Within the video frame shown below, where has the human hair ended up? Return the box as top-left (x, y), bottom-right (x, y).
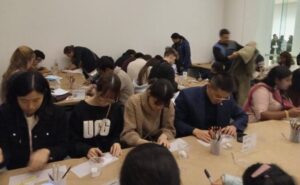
top-left (290, 68), bottom-right (300, 92)
top-left (123, 49), bottom-right (136, 56)
top-left (219, 28), bottom-right (230, 36)
top-left (154, 55), bottom-right (163, 60)
top-left (96, 56), bottom-right (115, 71)
top-left (164, 47), bottom-right (178, 58)
top-left (96, 72), bottom-right (121, 100)
top-left (63, 45), bottom-right (74, 54)
top-left (171, 33), bottom-right (186, 40)
top-left (148, 78), bottom-right (174, 106)
top-left (142, 54), bottom-right (152, 61)
top-left (242, 163), bottom-right (295, 185)
top-left (120, 143), bottom-right (181, 185)
top-left (6, 71), bottom-right (53, 117)
top-left (137, 58), bottom-right (161, 86)
top-left (34, 50), bottom-right (45, 60)
top-left (134, 52), bottom-right (144, 59)
top-left (279, 51), bottom-right (294, 68)
top-left (210, 73), bottom-right (235, 93)
top-left (3, 46), bottom-right (34, 80)
top-left (262, 66), bottom-right (292, 88)
top-left (1, 46), bottom-right (35, 102)
top-left (148, 62), bottom-right (177, 91)
top-left (211, 62), bottom-right (225, 74)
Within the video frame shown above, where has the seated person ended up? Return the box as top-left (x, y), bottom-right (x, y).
top-left (1, 45), bottom-right (35, 103)
top-left (121, 79), bottom-right (176, 147)
top-left (278, 51), bottom-right (294, 69)
top-left (0, 71), bottom-right (68, 170)
top-left (148, 60), bottom-right (178, 92)
top-left (127, 54), bottom-right (152, 81)
top-left (175, 73), bottom-right (248, 142)
top-left (63, 45), bottom-right (99, 78)
top-left (120, 143), bottom-right (180, 185)
top-left (211, 163), bottom-right (296, 185)
top-left (115, 49), bottom-right (136, 67)
top-left (244, 66), bottom-right (300, 123)
top-left (134, 58), bottom-right (161, 93)
top-left (33, 50), bottom-right (49, 73)
top-left (96, 56), bottom-right (134, 104)
top-left (69, 73), bottom-right (123, 158)
top-left (288, 68), bottom-right (300, 107)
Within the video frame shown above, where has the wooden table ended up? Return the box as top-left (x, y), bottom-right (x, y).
top-left (175, 75), bottom-right (208, 90)
top-left (191, 63), bottom-right (212, 70)
top-left (1, 120), bottom-right (299, 185)
top-left (50, 71), bottom-right (87, 106)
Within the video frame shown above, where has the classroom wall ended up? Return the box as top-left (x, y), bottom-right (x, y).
top-left (0, 0), bottom-right (225, 77)
top-left (223, 0), bottom-right (275, 58)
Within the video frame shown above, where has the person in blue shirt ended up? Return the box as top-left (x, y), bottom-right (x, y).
top-left (213, 29), bottom-right (243, 71)
top-left (171, 33), bottom-right (191, 74)
top-left (175, 73), bottom-right (248, 142)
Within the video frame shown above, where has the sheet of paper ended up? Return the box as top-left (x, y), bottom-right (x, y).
top-left (197, 139), bottom-right (211, 147)
top-left (45, 75), bottom-right (63, 81)
top-left (71, 153), bottom-right (118, 178)
top-left (51, 88), bottom-right (69, 96)
top-left (62, 69), bottom-right (83, 74)
top-left (241, 134), bottom-right (257, 153)
top-left (169, 138), bottom-right (188, 152)
top-left (8, 166), bottom-right (66, 185)
top-left (104, 179), bottom-right (120, 185)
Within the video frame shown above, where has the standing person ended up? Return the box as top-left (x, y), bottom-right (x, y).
top-left (1, 46), bottom-right (35, 103)
top-left (171, 33), bottom-right (191, 74)
top-left (296, 52), bottom-right (300, 66)
top-left (213, 29), bottom-right (243, 71)
top-left (0, 71), bottom-right (68, 170)
top-left (69, 73), bottom-right (123, 158)
top-left (63, 45), bottom-right (99, 78)
top-left (270, 34), bottom-right (279, 60)
top-left (287, 35), bottom-right (293, 52)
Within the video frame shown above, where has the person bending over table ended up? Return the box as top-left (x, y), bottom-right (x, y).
top-left (121, 79), bottom-right (176, 148)
top-left (0, 71), bottom-right (68, 170)
top-left (69, 73), bottom-right (123, 158)
top-left (175, 73), bottom-right (248, 143)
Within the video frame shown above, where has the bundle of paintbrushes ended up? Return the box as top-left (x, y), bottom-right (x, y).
top-left (289, 120), bottom-right (300, 143)
top-left (209, 126), bottom-right (222, 141)
top-left (209, 126), bottom-right (222, 155)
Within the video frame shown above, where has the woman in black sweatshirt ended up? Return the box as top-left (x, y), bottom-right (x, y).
top-left (0, 71), bottom-right (68, 170)
top-left (69, 73), bottom-right (124, 158)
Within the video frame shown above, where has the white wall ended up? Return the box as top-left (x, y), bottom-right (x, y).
top-left (223, 0), bottom-right (275, 57)
top-left (0, 0), bottom-right (224, 77)
top-left (272, 2), bottom-right (297, 39)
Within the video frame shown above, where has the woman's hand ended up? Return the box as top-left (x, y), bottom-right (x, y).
top-left (0, 147), bottom-right (4, 163)
top-left (157, 133), bottom-right (170, 148)
top-left (28, 148), bottom-right (50, 171)
top-left (110, 143), bottom-right (122, 157)
top-left (87, 147), bottom-right (102, 159)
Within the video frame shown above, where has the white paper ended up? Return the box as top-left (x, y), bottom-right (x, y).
top-left (62, 69), bottom-right (83, 74)
top-left (171, 92), bottom-right (180, 104)
top-left (8, 166), bottom-right (66, 185)
top-left (169, 139), bottom-right (188, 152)
top-left (51, 88), bottom-right (69, 96)
top-left (45, 75), bottom-right (63, 81)
top-left (71, 153), bottom-right (118, 178)
top-left (197, 139), bottom-right (211, 147)
top-left (241, 134), bottom-right (257, 153)
top-left (105, 179), bottom-right (120, 185)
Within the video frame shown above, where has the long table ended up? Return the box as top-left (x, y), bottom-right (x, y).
top-left (1, 120), bottom-right (299, 185)
top-left (50, 71), bottom-right (87, 106)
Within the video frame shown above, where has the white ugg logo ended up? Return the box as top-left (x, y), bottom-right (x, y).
top-left (83, 119), bottom-right (111, 138)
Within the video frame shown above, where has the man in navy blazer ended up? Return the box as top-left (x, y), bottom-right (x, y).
top-left (175, 73), bottom-right (248, 142)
